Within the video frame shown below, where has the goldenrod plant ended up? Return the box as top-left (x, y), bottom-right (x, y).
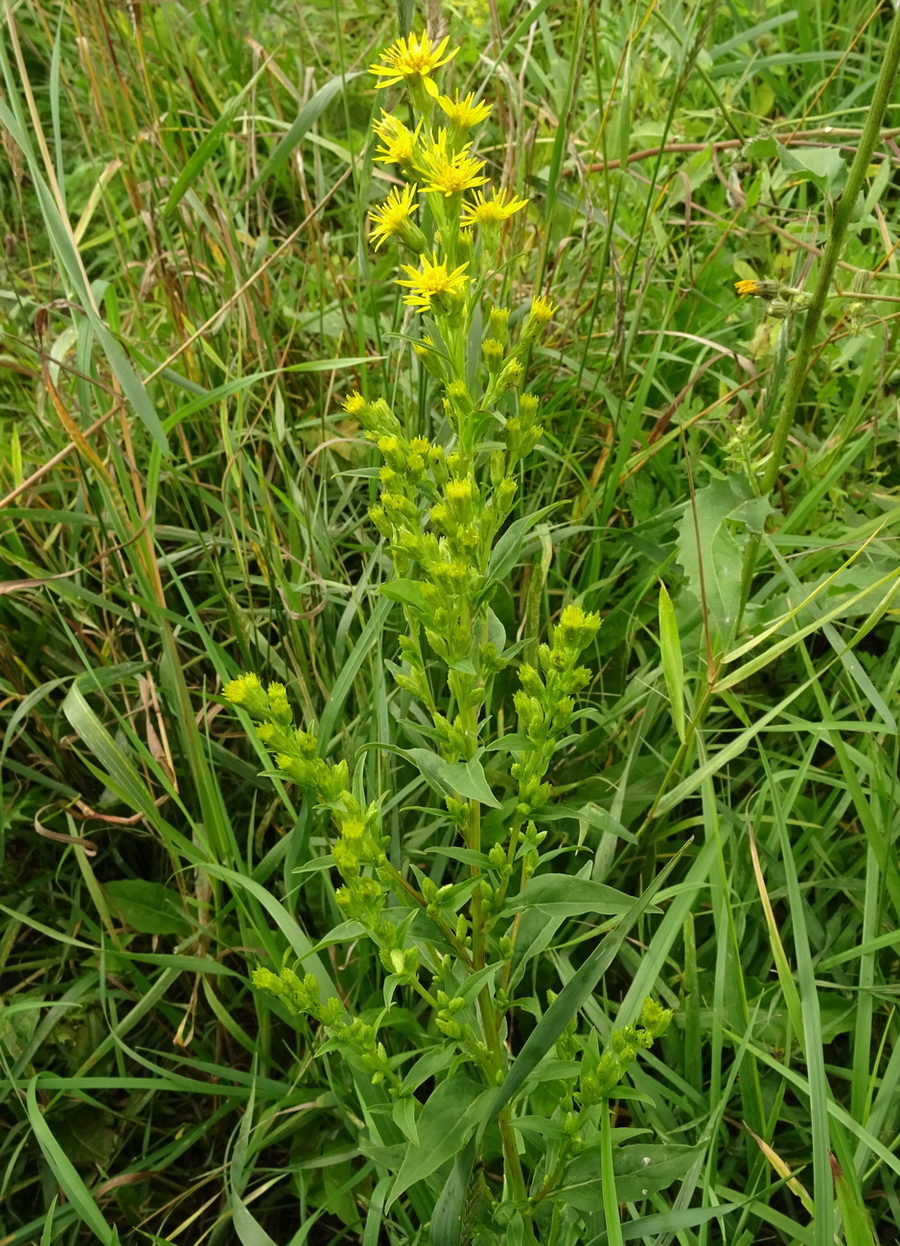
top-left (225, 28), bottom-right (671, 1245)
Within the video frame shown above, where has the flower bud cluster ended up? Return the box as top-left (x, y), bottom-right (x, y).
top-left (519, 821), bottom-right (547, 885)
top-left (511, 605), bottom-right (601, 817)
top-left (223, 675), bottom-right (388, 923)
top-left (550, 989), bottom-right (580, 1061)
top-left (251, 963), bottom-right (407, 1089)
top-left (224, 676), bottom-right (323, 789)
top-left (377, 918), bottom-right (421, 986)
top-left (506, 392), bottom-right (544, 468)
top-left (251, 965), bottom-right (321, 1019)
top-left (575, 998), bottom-right (673, 1106)
top-left (478, 311), bottom-right (555, 411)
top-left (734, 277), bottom-right (814, 320)
top-left (434, 988), bottom-right (470, 1041)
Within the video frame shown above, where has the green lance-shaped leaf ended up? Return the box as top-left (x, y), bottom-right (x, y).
top-left (658, 580), bottom-right (686, 743)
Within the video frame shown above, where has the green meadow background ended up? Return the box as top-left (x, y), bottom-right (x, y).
top-left (1, 1), bottom-right (899, 1243)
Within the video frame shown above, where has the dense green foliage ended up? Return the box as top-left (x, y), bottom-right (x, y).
top-left (1, 2), bottom-right (899, 1244)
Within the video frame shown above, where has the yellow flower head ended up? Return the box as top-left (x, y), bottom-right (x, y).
top-left (529, 295), bottom-right (556, 324)
top-left (446, 478), bottom-right (473, 503)
top-left (396, 252), bottom-right (469, 311)
top-left (418, 130), bottom-right (488, 197)
top-left (223, 673), bottom-right (262, 705)
top-left (340, 816), bottom-right (367, 842)
top-left (369, 183), bottom-right (419, 250)
top-left (370, 31), bottom-right (459, 98)
top-left (342, 391), bottom-right (367, 416)
top-left (436, 90), bottom-right (493, 129)
top-left (460, 185), bottom-right (529, 226)
top-left (373, 111), bottom-right (420, 167)
top-left (734, 279), bottom-right (765, 298)
top-left (222, 673), bottom-right (269, 717)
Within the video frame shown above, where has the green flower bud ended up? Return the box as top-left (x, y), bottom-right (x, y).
top-left (317, 759), bottom-right (350, 802)
top-left (496, 477), bottom-right (517, 512)
top-left (332, 839), bottom-right (360, 878)
top-left (518, 393), bottom-right (539, 420)
top-left (275, 753), bottom-right (317, 788)
top-left (413, 336), bottom-right (447, 381)
top-left (640, 996), bottom-right (673, 1038)
top-left (320, 997), bottom-right (343, 1026)
top-left (437, 1017), bottom-right (462, 1040)
top-left (340, 816), bottom-right (366, 841)
top-left (498, 357), bottom-right (524, 391)
top-left (251, 967), bottom-right (281, 994)
top-left (369, 505), bottom-right (392, 538)
top-left (490, 305), bottom-right (511, 345)
top-left (445, 477), bottom-right (475, 520)
top-left (766, 297), bottom-right (791, 320)
top-left (265, 682), bottom-right (292, 725)
top-left (363, 397), bottom-right (401, 437)
top-left (521, 295), bottom-right (556, 345)
top-left (482, 338), bottom-right (504, 373)
top-left (518, 664), bottom-right (543, 696)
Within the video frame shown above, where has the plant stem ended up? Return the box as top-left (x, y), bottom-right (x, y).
top-left (642, 14), bottom-right (900, 841)
top-left (740, 7), bottom-right (900, 610)
top-left (762, 8), bottom-right (900, 499)
top-left (600, 1104), bottom-right (625, 1246)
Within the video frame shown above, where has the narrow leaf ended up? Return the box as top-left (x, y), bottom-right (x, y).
top-left (489, 846), bottom-right (686, 1120)
top-left (658, 580), bottom-right (685, 743)
top-left (387, 1078), bottom-right (492, 1207)
top-left (26, 1079), bottom-right (115, 1244)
